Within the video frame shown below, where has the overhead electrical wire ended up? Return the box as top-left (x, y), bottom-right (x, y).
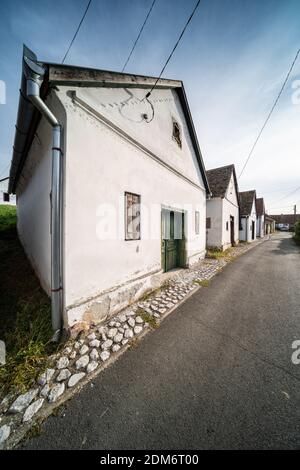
top-left (62, 0), bottom-right (93, 64)
top-left (271, 185), bottom-right (300, 203)
top-left (269, 204), bottom-right (295, 209)
top-left (145, 0), bottom-right (201, 99)
top-left (238, 48), bottom-right (300, 179)
top-left (0, 162), bottom-right (10, 179)
top-left (122, 0), bottom-right (157, 72)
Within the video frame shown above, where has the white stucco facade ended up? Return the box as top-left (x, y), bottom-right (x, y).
top-left (15, 84), bottom-right (208, 328)
top-left (256, 214), bottom-right (264, 237)
top-left (0, 179), bottom-right (16, 205)
top-left (61, 86), bottom-right (207, 326)
top-left (15, 93), bottom-right (66, 295)
top-left (206, 172), bottom-right (239, 250)
top-left (239, 199), bottom-right (257, 242)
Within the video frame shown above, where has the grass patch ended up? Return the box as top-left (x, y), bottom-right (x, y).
top-left (0, 205), bottom-right (56, 397)
top-left (206, 248), bottom-right (233, 260)
top-left (139, 311), bottom-right (158, 329)
top-left (293, 221), bottom-right (300, 246)
top-left (194, 279), bottom-right (210, 287)
top-left (0, 205), bottom-right (17, 232)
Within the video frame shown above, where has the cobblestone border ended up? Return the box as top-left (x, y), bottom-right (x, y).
top-left (0, 238), bottom-right (266, 449)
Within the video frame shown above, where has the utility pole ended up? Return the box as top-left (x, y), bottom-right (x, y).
top-left (294, 204), bottom-right (297, 226)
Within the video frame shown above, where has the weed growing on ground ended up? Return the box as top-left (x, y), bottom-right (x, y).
top-left (194, 279), bottom-right (210, 287)
top-left (0, 205), bottom-right (56, 397)
top-left (139, 311), bottom-right (158, 329)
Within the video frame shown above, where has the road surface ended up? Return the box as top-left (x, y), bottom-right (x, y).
top-left (23, 233), bottom-right (300, 449)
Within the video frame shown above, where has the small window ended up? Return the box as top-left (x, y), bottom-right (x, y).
top-left (125, 192), bottom-right (141, 240)
top-left (195, 211), bottom-right (200, 235)
top-left (206, 217), bottom-right (211, 229)
top-left (172, 121), bottom-right (182, 148)
top-left (3, 192), bottom-right (9, 202)
top-left (226, 221), bottom-right (229, 231)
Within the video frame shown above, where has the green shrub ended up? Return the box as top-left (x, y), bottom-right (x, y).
top-left (294, 220), bottom-right (300, 244)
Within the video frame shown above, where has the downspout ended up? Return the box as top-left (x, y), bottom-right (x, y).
top-left (24, 53), bottom-right (63, 341)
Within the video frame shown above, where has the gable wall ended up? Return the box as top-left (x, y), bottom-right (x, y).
top-left (239, 197), bottom-right (257, 242)
top-left (206, 172), bottom-right (239, 250)
top-left (222, 173), bottom-right (239, 248)
top-left (56, 85), bottom-right (207, 325)
top-left (66, 86), bottom-right (205, 189)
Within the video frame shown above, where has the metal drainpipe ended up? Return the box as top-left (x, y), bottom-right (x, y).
top-left (26, 78), bottom-right (63, 341)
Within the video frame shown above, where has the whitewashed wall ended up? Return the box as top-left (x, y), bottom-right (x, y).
top-left (206, 172), bottom-right (239, 250)
top-left (256, 214), bottom-right (264, 237)
top-left (57, 86), bottom-right (207, 326)
top-left (239, 199), bottom-right (257, 242)
top-left (206, 198), bottom-right (222, 248)
top-left (0, 179), bottom-right (16, 205)
top-left (15, 93), bottom-right (66, 295)
top-left (221, 173), bottom-right (239, 249)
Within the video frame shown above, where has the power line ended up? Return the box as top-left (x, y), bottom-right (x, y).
top-left (62, 0), bottom-right (93, 64)
top-left (0, 162), bottom-right (10, 179)
top-left (268, 204), bottom-right (295, 210)
top-left (238, 48), bottom-right (300, 179)
top-left (145, 0), bottom-right (201, 99)
top-left (122, 0), bottom-right (157, 72)
top-left (271, 185), bottom-right (300, 204)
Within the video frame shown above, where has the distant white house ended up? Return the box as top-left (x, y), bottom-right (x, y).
top-left (0, 177), bottom-right (16, 205)
top-left (256, 197), bottom-right (265, 238)
top-left (8, 47), bottom-right (210, 334)
top-left (239, 190), bottom-right (257, 242)
top-left (206, 164), bottom-right (240, 250)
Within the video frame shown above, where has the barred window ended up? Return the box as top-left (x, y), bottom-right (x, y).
top-left (125, 192), bottom-right (141, 240)
top-left (195, 211), bottom-right (200, 235)
top-left (206, 217), bottom-right (211, 229)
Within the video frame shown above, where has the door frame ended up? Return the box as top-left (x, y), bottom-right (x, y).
top-left (230, 215), bottom-right (235, 246)
top-left (251, 220), bottom-right (255, 240)
top-left (161, 206), bottom-right (187, 272)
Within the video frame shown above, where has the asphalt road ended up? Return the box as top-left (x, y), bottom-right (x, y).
top-left (23, 233), bottom-right (300, 450)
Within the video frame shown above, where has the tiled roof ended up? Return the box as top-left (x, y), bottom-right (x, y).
top-left (269, 214), bottom-right (300, 225)
top-left (239, 190), bottom-right (256, 216)
top-left (206, 164), bottom-right (236, 198)
top-left (256, 198), bottom-right (265, 216)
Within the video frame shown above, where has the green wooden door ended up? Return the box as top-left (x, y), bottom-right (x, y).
top-left (161, 210), bottom-right (186, 272)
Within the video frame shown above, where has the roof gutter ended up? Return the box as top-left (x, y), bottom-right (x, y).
top-left (19, 46), bottom-right (63, 341)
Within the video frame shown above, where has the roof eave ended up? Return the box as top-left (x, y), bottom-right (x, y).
top-left (9, 46), bottom-right (49, 194)
top-left (48, 63), bottom-right (182, 89)
top-left (177, 84), bottom-right (210, 195)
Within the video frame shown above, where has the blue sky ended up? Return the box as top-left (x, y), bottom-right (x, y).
top-left (0, 0), bottom-right (299, 213)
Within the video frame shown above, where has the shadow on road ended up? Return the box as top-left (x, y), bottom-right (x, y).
top-left (269, 233), bottom-right (299, 256)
